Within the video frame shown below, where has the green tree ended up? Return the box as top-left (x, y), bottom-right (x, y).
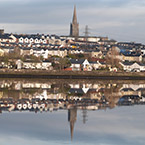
top-left (59, 58), bottom-right (71, 70)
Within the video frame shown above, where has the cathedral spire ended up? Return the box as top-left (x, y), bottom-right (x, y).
top-left (70, 5), bottom-right (79, 37)
top-left (72, 5), bottom-right (77, 24)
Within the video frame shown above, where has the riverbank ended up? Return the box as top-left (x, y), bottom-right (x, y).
top-left (1, 69), bottom-right (145, 80)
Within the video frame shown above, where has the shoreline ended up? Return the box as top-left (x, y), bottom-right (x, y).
top-left (1, 69), bottom-right (145, 80)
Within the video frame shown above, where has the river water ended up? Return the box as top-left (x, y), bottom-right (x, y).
top-left (0, 79), bottom-right (145, 145)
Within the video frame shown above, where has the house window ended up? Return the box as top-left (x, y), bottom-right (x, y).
top-left (30, 39), bottom-right (33, 43)
top-left (35, 39), bottom-right (39, 43)
top-left (25, 38), bottom-right (28, 43)
top-left (20, 38), bottom-right (23, 42)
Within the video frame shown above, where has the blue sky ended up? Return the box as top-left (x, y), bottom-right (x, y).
top-left (0, 0), bottom-right (145, 43)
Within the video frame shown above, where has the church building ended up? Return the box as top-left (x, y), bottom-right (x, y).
top-left (70, 5), bottom-right (79, 37)
top-left (60, 6), bottom-right (109, 44)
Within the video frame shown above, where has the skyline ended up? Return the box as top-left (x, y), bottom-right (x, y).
top-left (0, 0), bottom-right (145, 43)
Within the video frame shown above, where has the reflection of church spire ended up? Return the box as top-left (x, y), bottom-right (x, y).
top-left (68, 107), bottom-right (77, 141)
top-left (82, 103), bottom-right (88, 124)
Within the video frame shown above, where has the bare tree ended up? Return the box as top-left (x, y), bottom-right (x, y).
top-left (106, 46), bottom-right (121, 68)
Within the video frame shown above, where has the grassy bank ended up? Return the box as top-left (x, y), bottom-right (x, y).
top-left (0, 69), bottom-right (145, 80)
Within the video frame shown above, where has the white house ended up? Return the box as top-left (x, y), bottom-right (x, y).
top-left (16, 59), bottom-right (22, 69)
top-left (22, 60), bottom-right (52, 70)
top-left (90, 61), bottom-right (101, 70)
top-left (120, 62), bottom-right (145, 72)
top-left (70, 59), bottom-right (92, 71)
top-left (19, 37), bottom-right (24, 43)
top-left (42, 60), bottom-right (52, 70)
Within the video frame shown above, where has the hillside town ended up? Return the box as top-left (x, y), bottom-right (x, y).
top-left (1, 6), bottom-right (145, 72)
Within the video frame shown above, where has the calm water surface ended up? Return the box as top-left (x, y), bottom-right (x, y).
top-left (0, 79), bottom-right (145, 145)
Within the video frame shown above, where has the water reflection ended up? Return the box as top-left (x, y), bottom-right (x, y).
top-left (0, 79), bottom-right (145, 144)
top-left (1, 79), bottom-right (145, 113)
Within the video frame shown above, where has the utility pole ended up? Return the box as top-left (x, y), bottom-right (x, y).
top-left (82, 108), bottom-right (88, 124)
top-left (84, 25), bottom-right (89, 41)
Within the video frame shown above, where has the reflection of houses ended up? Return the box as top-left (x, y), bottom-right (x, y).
top-left (68, 86), bottom-right (105, 101)
top-left (120, 88), bottom-right (138, 96)
top-left (47, 93), bottom-right (67, 100)
top-left (1, 80), bottom-right (145, 116)
top-left (102, 84), bottom-right (122, 109)
top-left (88, 89), bottom-right (102, 100)
top-left (68, 88), bottom-right (87, 100)
top-left (0, 82), bottom-right (145, 119)
top-left (120, 84), bottom-right (145, 97)
top-left (68, 84), bottom-right (91, 98)
top-left (69, 88), bottom-right (85, 95)
top-left (118, 95), bottom-right (145, 105)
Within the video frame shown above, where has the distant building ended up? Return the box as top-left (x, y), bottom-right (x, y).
top-left (70, 6), bottom-right (79, 37)
top-left (121, 53), bottom-right (142, 62)
top-left (0, 29), bottom-right (4, 35)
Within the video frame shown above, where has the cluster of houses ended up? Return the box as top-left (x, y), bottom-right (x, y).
top-left (118, 42), bottom-right (145, 72)
top-left (69, 59), bottom-right (106, 71)
top-left (14, 59), bottom-right (106, 71)
top-left (1, 29), bottom-right (145, 72)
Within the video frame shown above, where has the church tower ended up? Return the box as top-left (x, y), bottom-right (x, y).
top-left (70, 6), bottom-right (79, 37)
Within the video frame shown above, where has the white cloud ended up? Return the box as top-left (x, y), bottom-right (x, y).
top-left (0, 23), bottom-right (69, 35)
top-left (79, 5), bottom-right (145, 20)
top-left (0, 0), bottom-right (145, 43)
